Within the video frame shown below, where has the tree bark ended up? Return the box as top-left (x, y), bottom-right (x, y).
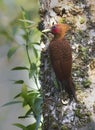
top-left (39, 0), bottom-right (95, 130)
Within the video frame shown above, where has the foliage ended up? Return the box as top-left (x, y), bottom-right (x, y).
top-left (3, 7), bottom-right (43, 130)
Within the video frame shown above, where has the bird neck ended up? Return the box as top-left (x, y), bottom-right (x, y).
top-left (54, 30), bottom-right (67, 40)
top-left (54, 33), bottom-right (66, 40)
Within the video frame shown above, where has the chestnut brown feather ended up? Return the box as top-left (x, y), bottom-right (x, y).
top-left (49, 24), bottom-right (77, 101)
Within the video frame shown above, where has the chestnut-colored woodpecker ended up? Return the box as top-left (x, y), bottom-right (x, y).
top-left (48, 24), bottom-right (77, 101)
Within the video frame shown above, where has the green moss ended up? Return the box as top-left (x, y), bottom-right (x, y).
top-left (61, 125), bottom-right (68, 130)
top-left (79, 17), bottom-right (85, 24)
top-left (75, 109), bottom-right (83, 119)
top-left (49, 116), bottom-right (54, 122)
top-left (51, 122), bottom-right (59, 129)
top-left (85, 111), bottom-right (91, 117)
top-left (82, 79), bottom-right (91, 88)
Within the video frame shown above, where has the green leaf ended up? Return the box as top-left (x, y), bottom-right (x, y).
top-left (29, 63), bottom-right (37, 78)
top-left (18, 115), bottom-right (30, 119)
top-left (11, 66), bottom-right (29, 70)
top-left (26, 91), bottom-right (38, 106)
top-left (21, 84), bottom-right (27, 98)
top-left (21, 84), bottom-right (29, 107)
top-left (7, 47), bottom-right (18, 59)
top-left (28, 42), bottom-right (40, 48)
top-left (14, 93), bottom-right (21, 99)
top-left (26, 90), bottom-right (40, 108)
top-left (34, 75), bottom-right (39, 89)
top-left (26, 123), bottom-right (36, 130)
top-left (2, 101), bottom-right (22, 107)
top-left (25, 107), bottom-right (33, 117)
top-left (14, 80), bottom-right (24, 84)
top-left (32, 42), bottom-right (40, 45)
top-left (25, 91), bottom-right (42, 119)
top-left (32, 47), bottom-right (38, 58)
top-left (13, 123), bottom-right (27, 130)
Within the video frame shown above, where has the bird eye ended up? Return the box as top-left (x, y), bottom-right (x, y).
top-left (51, 25), bottom-right (58, 34)
top-left (52, 26), bottom-right (56, 29)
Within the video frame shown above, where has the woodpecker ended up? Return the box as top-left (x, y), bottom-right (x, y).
top-left (48, 24), bottom-right (77, 101)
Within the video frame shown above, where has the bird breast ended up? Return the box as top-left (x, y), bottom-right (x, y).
top-left (49, 39), bottom-right (72, 62)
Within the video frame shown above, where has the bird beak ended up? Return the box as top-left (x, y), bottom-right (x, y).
top-left (42, 28), bottom-right (51, 33)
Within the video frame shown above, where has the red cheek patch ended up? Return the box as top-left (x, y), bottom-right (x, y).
top-left (52, 28), bottom-right (60, 34)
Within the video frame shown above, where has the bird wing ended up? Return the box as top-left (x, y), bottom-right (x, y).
top-left (49, 39), bottom-right (72, 81)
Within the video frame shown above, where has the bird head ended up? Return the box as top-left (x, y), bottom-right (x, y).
top-left (51, 24), bottom-right (70, 35)
top-left (51, 24), bottom-right (71, 40)
top-left (42, 23), bottom-right (71, 39)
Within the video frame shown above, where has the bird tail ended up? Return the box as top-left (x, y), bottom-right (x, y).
top-left (61, 77), bottom-right (77, 101)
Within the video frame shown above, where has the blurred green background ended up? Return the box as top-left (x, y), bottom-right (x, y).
top-left (0, 0), bottom-right (40, 130)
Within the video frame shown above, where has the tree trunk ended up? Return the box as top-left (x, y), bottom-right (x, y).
top-left (39, 0), bottom-right (95, 130)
